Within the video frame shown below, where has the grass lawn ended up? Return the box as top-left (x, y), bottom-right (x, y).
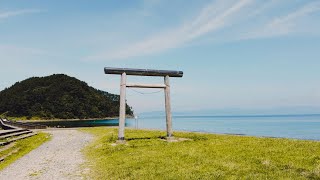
top-left (82, 127), bottom-right (320, 179)
top-left (0, 133), bottom-right (50, 170)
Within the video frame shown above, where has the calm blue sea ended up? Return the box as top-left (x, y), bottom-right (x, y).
top-left (126, 114), bottom-right (320, 140)
top-left (31, 114), bottom-right (320, 140)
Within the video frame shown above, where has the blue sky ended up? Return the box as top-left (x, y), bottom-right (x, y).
top-left (1, 0), bottom-right (320, 114)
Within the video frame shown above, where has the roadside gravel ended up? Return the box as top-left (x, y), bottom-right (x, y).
top-left (0, 129), bottom-right (93, 180)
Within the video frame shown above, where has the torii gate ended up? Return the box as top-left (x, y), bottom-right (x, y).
top-left (104, 67), bottom-right (183, 141)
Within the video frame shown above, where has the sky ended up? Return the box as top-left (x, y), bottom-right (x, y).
top-left (0, 0), bottom-right (320, 114)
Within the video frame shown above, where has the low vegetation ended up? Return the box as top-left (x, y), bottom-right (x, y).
top-left (82, 127), bottom-right (320, 179)
top-left (0, 133), bottom-right (50, 170)
top-left (0, 74), bottom-right (133, 120)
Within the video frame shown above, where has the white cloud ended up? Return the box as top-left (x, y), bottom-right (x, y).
top-left (0, 9), bottom-right (43, 20)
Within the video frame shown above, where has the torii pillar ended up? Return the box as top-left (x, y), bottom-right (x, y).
top-left (104, 67), bottom-right (183, 141)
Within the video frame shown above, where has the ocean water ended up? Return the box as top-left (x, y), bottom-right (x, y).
top-left (29, 114), bottom-right (320, 140)
top-left (126, 114), bottom-right (320, 140)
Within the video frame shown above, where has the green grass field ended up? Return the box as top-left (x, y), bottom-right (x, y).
top-left (82, 127), bottom-right (320, 179)
top-left (0, 133), bottom-right (50, 170)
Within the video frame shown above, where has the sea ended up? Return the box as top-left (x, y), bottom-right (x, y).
top-left (31, 114), bottom-right (320, 141)
top-left (126, 114), bottom-right (320, 141)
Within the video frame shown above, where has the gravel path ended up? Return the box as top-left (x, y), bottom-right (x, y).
top-left (0, 129), bottom-right (93, 180)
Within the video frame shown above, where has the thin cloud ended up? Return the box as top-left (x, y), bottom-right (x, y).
top-left (86, 0), bottom-right (254, 61)
top-left (0, 45), bottom-right (46, 62)
top-left (86, 0), bottom-right (320, 61)
top-left (244, 1), bottom-right (320, 39)
top-left (0, 9), bottom-right (44, 20)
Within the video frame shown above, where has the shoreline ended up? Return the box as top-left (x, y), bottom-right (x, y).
top-left (13, 115), bottom-right (320, 141)
top-left (128, 127), bottom-right (320, 142)
top-left (16, 116), bottom-right (134, 123)
top-left (32, 126), bottom-right (320, 142)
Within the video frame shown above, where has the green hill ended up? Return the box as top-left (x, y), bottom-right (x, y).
top-left (0, 74), bottom-right (133, 120)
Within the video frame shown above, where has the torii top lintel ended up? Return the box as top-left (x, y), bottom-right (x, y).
top-left (104, 67), bottom-right (183, 78)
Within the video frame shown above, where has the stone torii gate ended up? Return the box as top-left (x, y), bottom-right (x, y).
top-left (104, 67), bottom-right (183, 141)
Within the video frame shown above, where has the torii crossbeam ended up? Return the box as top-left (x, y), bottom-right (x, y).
top-left (104, 67), bottom-right (183, 141)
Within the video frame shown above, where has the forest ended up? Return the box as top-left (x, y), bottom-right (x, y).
top-left (0, 74), bottom-right (133, 120)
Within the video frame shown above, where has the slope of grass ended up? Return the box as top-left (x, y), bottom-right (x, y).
top-left (0, 133), bottom-right (51, 170)
top-left (82, 127), bottom-right (320, 179)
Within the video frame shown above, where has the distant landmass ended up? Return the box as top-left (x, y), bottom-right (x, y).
top-left (0, 74), bottom-right (133, 120)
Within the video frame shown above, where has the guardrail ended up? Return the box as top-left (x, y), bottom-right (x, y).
top-left (0, 119), bottom-right (46, 129)
top-left (0, 118), bottom-right (17, 130)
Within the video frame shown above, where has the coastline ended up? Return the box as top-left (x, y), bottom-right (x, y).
top-left (128, 127), bottom-right (320, 142)
top-left (8, 114), bottom-right (320, 141)
top-left (13, 116), bottom-right (134, 123)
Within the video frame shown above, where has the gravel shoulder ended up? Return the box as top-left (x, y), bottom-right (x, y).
top-left (0, 129), bottom-right (93, 180)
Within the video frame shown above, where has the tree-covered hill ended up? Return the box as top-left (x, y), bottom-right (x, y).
top-left (0, 74), bottom-right (133, 120)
